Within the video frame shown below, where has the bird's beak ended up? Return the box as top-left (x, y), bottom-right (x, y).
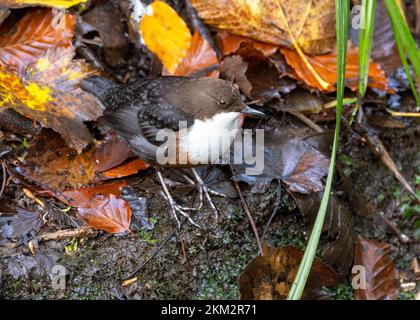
top-left (241, 105), bottom-right (266, 118)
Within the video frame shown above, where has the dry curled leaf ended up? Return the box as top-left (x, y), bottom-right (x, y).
top-left (239, 245), bottom-right (341, 299)
top-left (353, 236), bottom-right (399, 300)
top-left (191, 0), bottom-right (336, 55)
top-left (140, 1), bottom-right (192, 73)
top-left (171, 31), bottom-right (218, 76)
top-left (280, 45), bottom-right (389, 92)
top-left (0, 0), bottom-right (86, 8)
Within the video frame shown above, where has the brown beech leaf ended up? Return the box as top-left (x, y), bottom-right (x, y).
top-left (280, 45), bottom-right (389, 92)
top-left (92, 134), bottom-right (136, 172)
top-left (0, 8), bottom-right (75, 77)
top-left (0, 0), bottom-right (86, 8)
top-left (239, 245), bottom-right (341, 300)
top-left (191, 0), bottom-right (336, 55)
top-left (221, 55), bottom-right (296, 101)
top-left (21, 129), bottom-right (96, 190)
top-left (81, 0), bottom-right (129, 67)
top-left (171, 31), bottom-right (218, 76)
top-left (62, 182), bottom-right (131, 234)
top-left (354, 236), bottom-right (399, 300)
top-left (218, 31), bottom-right (278, 57)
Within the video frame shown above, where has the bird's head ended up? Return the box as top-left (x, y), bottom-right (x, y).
top-left (180, 78), bottom-right (265, 122)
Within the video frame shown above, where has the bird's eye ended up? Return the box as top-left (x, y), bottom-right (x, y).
top-left (219, 100), bottom-right (226, 106)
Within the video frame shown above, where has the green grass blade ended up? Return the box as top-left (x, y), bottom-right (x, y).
top-left (287, 0), bottom-right (349, 300)
top-left (359, 0), bottom-right (377, 98)
top-left (385, 0), bottom-right (420, 106)
top-left (384, 0), bottom-right (420, 78)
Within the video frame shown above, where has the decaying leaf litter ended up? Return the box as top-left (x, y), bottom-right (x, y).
top-left (0, 0), bottom-right (419, 300)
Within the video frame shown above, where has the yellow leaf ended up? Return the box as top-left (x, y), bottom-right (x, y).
top-left (139, 1), bottom-right (192, 73)
top-left (191, 0), bottom-right (336, 55)
top-left (0, 0), bottom-right (86, 9)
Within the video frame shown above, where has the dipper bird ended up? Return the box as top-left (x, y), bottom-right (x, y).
top-left (81, 76), bottom-right (265, 227)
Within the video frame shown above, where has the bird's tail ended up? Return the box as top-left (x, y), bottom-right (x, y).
top-left (80, 76), bottom-right (118, 104)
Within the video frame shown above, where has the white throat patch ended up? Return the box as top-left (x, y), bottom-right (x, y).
top-left (180, 111), bottom-right (241, 164)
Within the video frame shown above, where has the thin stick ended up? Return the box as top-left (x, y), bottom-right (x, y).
top-left (122, 223), bottom-right (180, 280)
top-left (231, 176), bottom-right (262, 255)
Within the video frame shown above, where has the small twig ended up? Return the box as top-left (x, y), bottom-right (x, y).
top-left (376, 212), bottom-right (410, 243)
top-left (230, 171), bottom-right (262, 255)
top-left (288, 110), bottom-right (324, 133)
top-left (38, 226), bottom-right (98, 242)
top-left (261, 180), bottom-right (282, 243)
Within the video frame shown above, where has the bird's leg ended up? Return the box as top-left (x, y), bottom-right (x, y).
top-left (156, 170), bottom-right (201, 228)
top-left (190, 168), bottom-right (219, 221)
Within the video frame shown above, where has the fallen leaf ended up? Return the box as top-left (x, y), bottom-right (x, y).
top-left (92, 134), bottom-right (136, 172)
top-left (62, 182), bottom-right (131, 234)
top-left (21, 130), bottom-right (149, 190)
top-left (291, 191), bottom-right (355, 274)
top-left (139, 1), bottom-right (192, 73)
top-left (101, 158), bottom-right (150, 179)
top-left (81, 0), bottom-right (130, 67)
top-left (220, 55), bottom-right (295, 101)
top-left (0, 201), bottom-right (43, 245)
top-left (280, 44), bottom-right (389, 92)
top-left (78, 195), bottom-right (131, 234)
top-left (233, 120), bottom-right (329, 194)
top-left (20, 129), bottom-right (96, 190)
top-left (220, 55), bottom-right (252, 97)
top-left (171, 31), bottom-right (218, 76)
top-left (218, 31), bottom-right (278, 57)
top-left (0, 8), bottom-right (75, 77)
top-left (239, 245), bottom-right (341, 299)
top-left (354, 236), bottom-right (399, 300)
top-left (0, 0), bottom-right (86, 8)
top-left (0, 9), bottom-right (103, 151)
top-left (121, 186), bottom-right (154, 231)
top-left (191, 0), bottom-right (336, 55)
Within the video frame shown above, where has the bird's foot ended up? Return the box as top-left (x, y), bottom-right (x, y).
top-left (191, 168), bottom-right (219, 221)
top-left (156, 170), bottom-right (201, 229)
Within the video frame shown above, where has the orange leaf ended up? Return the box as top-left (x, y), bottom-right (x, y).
top-left (78, 195), bottom-right (131, 234)
top-left (218, 31), bottom-right (278, 57)
top-left (191, 0), bottom-right (336, 55)
top-left (62, 181), bottom-right (126, 207)
top-left (102, 159), bottom-right (150, 179)
top-left (280, 45), bottom-right (389, 92)
top-left (172, 31), bottom-right (218, 76)
top-left (0, 8), bottom-right (75, 77)
top-left (139, 1), bottom-right (191, 73)
top-left (62, 182), bottom-right (131, 234)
